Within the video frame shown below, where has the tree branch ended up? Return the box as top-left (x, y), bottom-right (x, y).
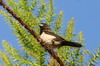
top-left (0, 0), bottom-right (66, 66)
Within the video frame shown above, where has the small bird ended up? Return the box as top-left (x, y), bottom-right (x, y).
top-left (39, 23), bottom-right (82, 48)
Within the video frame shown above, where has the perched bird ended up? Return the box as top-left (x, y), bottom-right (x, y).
top-left (39, 23), bottom-right (82, 48)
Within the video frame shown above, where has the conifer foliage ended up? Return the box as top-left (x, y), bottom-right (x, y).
top-left (0, 0), bottom-right (100, 66)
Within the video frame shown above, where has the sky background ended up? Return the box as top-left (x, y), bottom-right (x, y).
top-left (0, 0), bottom-right (100, 65)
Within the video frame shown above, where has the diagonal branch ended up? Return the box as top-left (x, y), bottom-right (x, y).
top-left (0, 0), bottom-right (66, 66)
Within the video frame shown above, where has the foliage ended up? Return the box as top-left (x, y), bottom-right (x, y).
top-left (0, 0), bottom-right (100, 66)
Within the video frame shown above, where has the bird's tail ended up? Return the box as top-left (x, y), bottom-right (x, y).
top-left (62, 41), bottom-right (82, 47)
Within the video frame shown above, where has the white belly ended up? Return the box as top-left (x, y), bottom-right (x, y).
top-left (40, 32), bottom-right (56, 44)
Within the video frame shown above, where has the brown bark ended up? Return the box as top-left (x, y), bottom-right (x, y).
top-left (0, 0), bottom-right (66, 66)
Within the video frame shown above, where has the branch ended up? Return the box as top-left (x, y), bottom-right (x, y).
top-left (0, 0), bottom-right (66, 66)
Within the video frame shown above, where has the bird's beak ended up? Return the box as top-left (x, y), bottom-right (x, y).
top-left (38, 23), bottom-right (43, 26)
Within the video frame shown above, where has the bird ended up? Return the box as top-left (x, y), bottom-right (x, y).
top-left (38, 23), bottom-right (82, 48)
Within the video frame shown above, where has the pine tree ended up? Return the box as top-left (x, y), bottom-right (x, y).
top-left (0, 0), bottom-right (100, 66)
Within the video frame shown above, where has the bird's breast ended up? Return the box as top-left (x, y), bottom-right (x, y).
top-left (40, 32), bottom-right (56, 44)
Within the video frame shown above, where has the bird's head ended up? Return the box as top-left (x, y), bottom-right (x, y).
top-left (38, 23), bottom-right (51, 34)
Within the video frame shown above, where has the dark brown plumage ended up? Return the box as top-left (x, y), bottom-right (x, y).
top-left (39, 23), bottom-right (82, 48)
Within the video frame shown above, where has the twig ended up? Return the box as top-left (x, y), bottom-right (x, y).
top-left (0, 0), bottom-right (66, 66)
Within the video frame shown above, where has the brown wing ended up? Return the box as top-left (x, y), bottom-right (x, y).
top-left (44, 31), bottom-right (82, 48)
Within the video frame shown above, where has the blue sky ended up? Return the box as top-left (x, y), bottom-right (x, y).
top-left (54, 0), bottom-right (100, 50)
top-left (54, 0), bottom-right (100, 65)
top-left (0, 0), bottom-right (100, 65)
